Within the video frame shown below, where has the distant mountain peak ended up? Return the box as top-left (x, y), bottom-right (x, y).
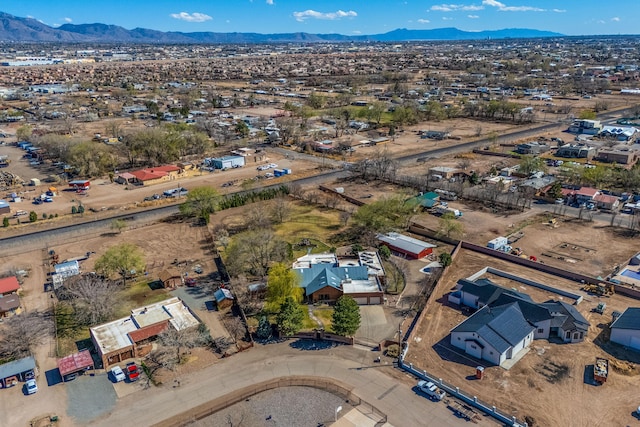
top-left (0, 11), bottom-right (563, 43)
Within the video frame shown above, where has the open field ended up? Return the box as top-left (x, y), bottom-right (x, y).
top-left (405, 248), bottom-right (640, 427)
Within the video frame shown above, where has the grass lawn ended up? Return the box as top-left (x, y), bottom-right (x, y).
top-left (301, 306), bottom-right (319, 331)
top-left (274, 202), bottom-right (344, 256)
top-left (313, 307), bottom-right (334, 332)
top-left (115, 280), bottom-right (172, 318)
top-left (383, 260), bottom-right (405, 294)
top-left (55, 303), bottom-right (90, 357)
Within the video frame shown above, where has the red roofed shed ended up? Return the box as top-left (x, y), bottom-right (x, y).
top-left (58, 350), bottom-right (94, 380)
top-left (0, 276), bottom-right (20, 295)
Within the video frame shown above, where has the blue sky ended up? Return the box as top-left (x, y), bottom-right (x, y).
top-left (2, 1), bottom-right (636, 36)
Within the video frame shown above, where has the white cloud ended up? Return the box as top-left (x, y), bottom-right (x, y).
top-left (468, 14), bottom-right (479, 18)
top-left (431, 4), bottom-right (484, 12)
top-left (293, 9), bottom-right (357, 22)
top-left (417, 18), bottom-right (431, 23)
top-left (442, 17), bottom-right (454, 20)
top-left (63, 17), bottom-right (72, 23)
top-left (552, 9), bottom-right (566, 13)
top-left (266, 0), bottom-right (274, 4)
top-left (482, 0), bottom-right (544, 12)
top-left (611, 17), bottom-right (620, 22)
top-left (352, 30), bottom-right (362, 34)
top-left (170, 12), bottom-right (213, 22)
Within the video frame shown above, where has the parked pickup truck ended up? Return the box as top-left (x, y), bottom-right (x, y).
top-left (126, 362), bottom-right (140, 382)
top-left (417, 380), bottom-right (446, 401)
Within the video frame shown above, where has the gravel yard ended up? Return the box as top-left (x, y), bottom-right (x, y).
top-left (188, 386), bottom-right (353, 427)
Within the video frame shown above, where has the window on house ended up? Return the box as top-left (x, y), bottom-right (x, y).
top-left (457, 337), bottom-right (461, 340)
top-left (490, 351), bottom-right (493, 355)
top-left (471, 345), bottom-right (477, 350)
top-left (565, 331), bottom-right (570, 339)
top-left (537, 329), bottom-right (544, 334)
top-left (573, 332), bottom-right (579, 339)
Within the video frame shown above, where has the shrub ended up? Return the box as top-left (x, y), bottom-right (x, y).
top-left (386, 344), bottom-right (400, 358)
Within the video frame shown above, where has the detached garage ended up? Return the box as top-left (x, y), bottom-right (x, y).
top-left (377, 232), bottom-right (436, 259)
top-left (610, 307), bottom-right (640, 351)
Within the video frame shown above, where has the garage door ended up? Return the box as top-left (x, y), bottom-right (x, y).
top-left (368, 296), bottom-right (382, 305)
top-left (353, 297), bottom-right (369, 305)
top-left (630, 336), bottom-right (640, 351)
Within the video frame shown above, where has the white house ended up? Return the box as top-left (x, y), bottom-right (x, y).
top-left (449, 278), bottom-right (590, 365)
top-left (450, 303), bottom-right (535, 366)
top-left (610, 307), bottom-right (640, 351)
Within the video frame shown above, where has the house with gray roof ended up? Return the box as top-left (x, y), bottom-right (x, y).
top-left (451, 304), bottom-right (535, 366)
top-left (610, 307), bottom-right (640, 351)
top-left (449, 278), bottom-right (590, 365)
top-left (0, 356), bottom-right (36, 388)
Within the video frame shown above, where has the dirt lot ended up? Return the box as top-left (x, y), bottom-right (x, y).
top-left (406, 248), bottom-right (640, 427)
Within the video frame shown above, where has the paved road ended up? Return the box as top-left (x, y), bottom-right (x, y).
top-left (91, 342), bottom-right (497, 427)
top-left (531, 201), bottom-right (635, 228)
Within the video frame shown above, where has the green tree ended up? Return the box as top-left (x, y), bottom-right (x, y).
top-left (439, 252), bottom-right (453, 267)
top-left (179, 186), bottom-right (221, 225)
top-left (378, 245), bottom-right (391, 260)
top-left (332, 296), bottom-right (361, 336)
top-left (519, 155), bottom-right (547, 176)
top-left (2, 217), bottom-right (8, 227)
top-left (265, 263), bottom-right (302, 313)
top-left (352, 196), bottom-right (415, 234)
top-left (29, 211), bottom-right (37, 223)
top-left (469, 172), bottom-right (481, 185)
top-left (111, 219), bottom-right (127, 234)
top-left (306, 92), bottom-right (326, 109)
top-left (547, 181), bottom-right (562, 199)
top-left (437, 212), bottom-right (464, 239)
top-left (94, 243), bottom-right (145, 286)
top-left (276, 297), bottom-right (304, 336)
top-left (256, 316), bottom-right (272, 340)
top-left (16, 124), bottom-right (33, 142)
top-left (235, 120), bottom-right (249, 138)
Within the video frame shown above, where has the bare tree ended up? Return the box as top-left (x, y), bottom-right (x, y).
top-left (270, 196), bottom-right (290, 224)
top-left (340, 210), bottom-right (351, 226)
top-left (224, 316), bottom-right (247, 344)
top-left (158, 325), bottom-right (207, 364)
top-left (0, 311), bottom-right (53, 360)
top-left (57, 276), bottom-right (117, 326)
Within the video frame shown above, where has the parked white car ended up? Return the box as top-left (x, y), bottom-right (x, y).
top-left (268, 163), bottom-right (278, 169)
top-left (110, 365), bottom-right (126, 382)
top-left (417, 380), bottom-right (445, 401)
top-left (25, 379), bottom-right (38, 394)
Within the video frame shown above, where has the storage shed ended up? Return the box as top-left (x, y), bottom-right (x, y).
top-left (158, 268), bottom-right (182, 289)
top-left (208, 156), bottom-right (245, 170)
top-left (214, 288), bottom-right (234, 309)
top-left (377, 232), bottom-right (436, 259)
top-left (0, 276), bottom-right (20, 296)
top-left (0, 356), bottom-right (36, 388)
top-left (57, 349), bottom-right (94, 381)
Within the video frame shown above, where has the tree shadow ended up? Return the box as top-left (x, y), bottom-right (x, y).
top-left (289, 339), bottom-right (338, 351)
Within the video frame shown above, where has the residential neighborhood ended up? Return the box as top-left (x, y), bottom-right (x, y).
top-left (3, 11), bottom-right (640, 427)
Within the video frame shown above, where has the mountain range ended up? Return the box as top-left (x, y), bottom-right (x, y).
top-left (0, 12), bottom-right (563, 43)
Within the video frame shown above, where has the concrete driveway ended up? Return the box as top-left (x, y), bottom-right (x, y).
top-left (65, 373), bottom-right (117, 424)
top-left (356, 306), bottom-right (398, 344)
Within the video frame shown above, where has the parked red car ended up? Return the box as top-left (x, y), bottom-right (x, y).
top-left (126, 362), bottom-right (140, 381)
top-left (185, 277), bottom-right (197, 287)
